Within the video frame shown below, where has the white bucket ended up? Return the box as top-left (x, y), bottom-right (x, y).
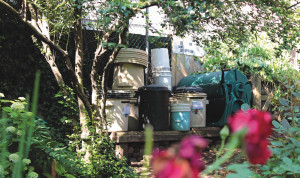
top-left (152, 71), bottom-right (172, 91)
top-left (170, 103), bottom-right (191, 112)
top-left (151, 48), bottom-right (170, 69)
top-left (152, 67), bottom-right (171, 72)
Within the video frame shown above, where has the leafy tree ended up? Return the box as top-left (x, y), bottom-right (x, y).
top-left (0, 0), bottom-right (298, 157)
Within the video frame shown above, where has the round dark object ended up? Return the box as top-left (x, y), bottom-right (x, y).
top-left (137, 84), bottom-right (170, 131)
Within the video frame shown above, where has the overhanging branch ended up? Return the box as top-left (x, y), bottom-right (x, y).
top-left (0, 0), bottom-right (94, 120)
top-left (0, 0), bottom-right (69, 58)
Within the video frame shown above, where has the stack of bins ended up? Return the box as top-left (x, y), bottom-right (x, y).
top-left (151, 48), bottom-right (172, 91)
top-left (173, 86), bottom-right (207, 128)
top-left (106, 48), bottom-right (148, 131)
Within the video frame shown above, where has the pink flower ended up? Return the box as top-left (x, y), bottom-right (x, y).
top-left (179, 135), bottom-right (208, 174)
top-left (228, 109), bottom-right (273, 165)
top-left (151, 136), bottom-right (208, 178)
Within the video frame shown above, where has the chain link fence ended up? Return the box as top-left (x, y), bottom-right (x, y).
top-left (82, 6), bottom-right (173, 85)
top-left (83, 5), bottom-right (172, 55)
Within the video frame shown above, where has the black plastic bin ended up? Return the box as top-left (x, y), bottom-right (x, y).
top-left (136, 84), bottom-right (170, 131)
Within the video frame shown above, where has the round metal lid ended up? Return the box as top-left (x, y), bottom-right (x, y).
top-left (138, 84), bottom-right (170, 91)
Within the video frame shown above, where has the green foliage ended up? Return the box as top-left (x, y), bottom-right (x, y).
top-left (260, 118), bottom-right (300, 176)
top-left (83, 132), bottom-right (137, 177)
top-left (0, 8), bottom-right (71, 144)
top-left (0, 93), bottom-right (85, 177)
top-left (54, 86), bottom-right (136, 177)
top-left (55, 85), bottom-right (79, 124)
top-left (199, 32), bottom-right (295, 79)
top-left (198, 32), bottom-right (299, 111)
top-left (260, 80), bottom-right (300, 177)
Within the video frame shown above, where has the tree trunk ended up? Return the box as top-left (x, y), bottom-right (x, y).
top-left (0, 1), bottom-right (95, 121)
top-left (90, 48), bottom-right (106, 131)
top-left (99, 30), bottom-right (128, 125)
top-left (74, 1), bottom-right (91, 160)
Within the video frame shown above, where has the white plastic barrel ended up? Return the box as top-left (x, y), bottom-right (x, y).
top-left (152, 66), bottom-right (171, 72)
top-left (152, 71), bottom-right (172, 91)
top-left (151, 48), bottom-right (170, 69)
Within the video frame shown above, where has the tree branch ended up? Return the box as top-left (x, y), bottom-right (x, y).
top-left (0, 0), bottom-right (94, 120)
top-left (288, 1), bottom-right (300, 9)
top-left (0, 1), bottom-right (69, 58)
top-left (132, 1), bottom-right (159, 12)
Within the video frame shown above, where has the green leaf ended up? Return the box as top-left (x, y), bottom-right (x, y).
top-left (279, 98), bottom-right (289, 106)
top-left (271, 141), bottom-right (283, 147)
top-left (0, 99), bottom-right (11, 103)
top-left (65, 174), bottom-right (76, 178)
top-left (226, 162), bottom-right (253, 177)
top-left (283, 157), bottom-right (292, 165)
top-left (292, 91), bottom-right (300, 98)
top-left (226, 174), bottom-right (242, 178)
top-left (278, 106), bottom-right (289, 111)
top-left (272, 120), bottom-right (281, 129)
top-left (281, 119), bottom-right (291, 130)
top-left (289, 138), bottom-right (300, 147)
top-left (273, 167), bottom-right (286, 174)
top-left (270, 147), bottom-right (282, 155)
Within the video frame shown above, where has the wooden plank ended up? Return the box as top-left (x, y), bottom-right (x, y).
top-left (252, 75), bottom-right (262, 109)
top-left (110, 127), bottom-right (220, 143)
top-left (191, 127), bottom-right (220, 137)
top-left (171, 53), bottom-right (202, 88)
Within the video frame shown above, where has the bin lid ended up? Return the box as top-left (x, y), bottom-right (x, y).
top-left (175, 86), bottom-right (204, 93)
top-left (107, 90), bottom-right (132, 99)
top-left (138, 84), bottom-right (169, 92)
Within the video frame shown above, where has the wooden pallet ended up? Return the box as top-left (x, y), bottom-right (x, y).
top-left (110, 127), bottom-right (221, 158)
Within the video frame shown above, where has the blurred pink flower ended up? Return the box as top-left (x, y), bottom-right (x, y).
top-left (179, 135), bottom-right (208, 174)
top-left (228, 109), bottom-right (273, 165)
top-left (151, 135), bottom-right (208, 178)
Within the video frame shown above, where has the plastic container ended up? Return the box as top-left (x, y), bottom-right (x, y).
top-left (152, 71), bottom-right (172, 91)
top-left (170, 103), bottom-right (191, 131)
top-left (136, 84), bottom-right (170, 131)
top-left (112, 63), bottom-right (145, 90)
top-left (152, 66), bottom-right (171, 72)
top-left (105, 92), bottom-right (138, 132)
top-left (174, 86), bottom-right (207, 127)
top-left (177, 69), bottom-right (251, 126)
top-left (151, 48), bottom-right (170, 69)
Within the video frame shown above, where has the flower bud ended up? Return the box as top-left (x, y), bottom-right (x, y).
top-left (220, 125), bottom-right (229, 140)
